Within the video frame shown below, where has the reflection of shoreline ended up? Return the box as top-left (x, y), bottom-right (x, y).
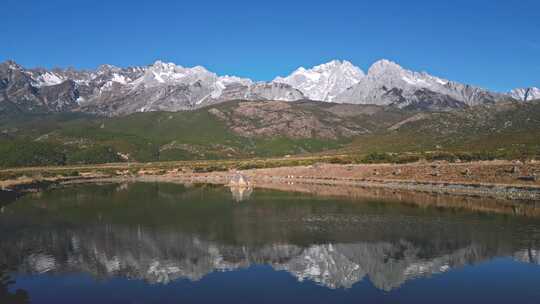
top-left (2, 226), bottom-right (536, 291)
top-left (250, 182), bottom-right (540, 218)
top-left (78, 178), bottom-right (540, 218)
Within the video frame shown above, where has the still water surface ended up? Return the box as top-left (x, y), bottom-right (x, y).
top-left (1, 182), bottom-right (540, 303)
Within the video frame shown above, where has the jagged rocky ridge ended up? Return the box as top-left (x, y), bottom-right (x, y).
top-left (0, 59), bottom-right (536, 116)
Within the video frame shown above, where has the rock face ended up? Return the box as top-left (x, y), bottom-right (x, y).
top-left (0, 61), bottom-right (81, 113)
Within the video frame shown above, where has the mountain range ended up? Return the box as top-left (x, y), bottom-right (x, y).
top-left (1, 59), bottom-right (538, 116)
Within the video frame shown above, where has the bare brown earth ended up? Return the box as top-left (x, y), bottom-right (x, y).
top-left (0, 172), bottom-right (109, 192)
top-left (245, 160), bottom-right (540, 186)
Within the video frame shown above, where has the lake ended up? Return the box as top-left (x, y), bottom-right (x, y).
top-left (1, 182), bottom-right (540, 303)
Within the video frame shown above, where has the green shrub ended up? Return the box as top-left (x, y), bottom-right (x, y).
top-left (0, 140), bottom-right (66, 168)
top-left (66, 146), bottom-right (121, 165)
top-left (471, 151), bottom-right (497, 161)
top-left (395, 154), bottom-right (421, 164)
top-left (326, 157), bottom-right (352, 164)
top-left (60, 170), bottom-right (80, 177)
top-left (453, 152), bottom-right (474, 162)
top-left (359, 152), bottom-right (396, 164)
top-left (425, 151), bottom-right (458, 162)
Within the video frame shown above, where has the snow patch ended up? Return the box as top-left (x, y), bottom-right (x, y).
top-left (35, 72), bottom-right (65, 87)
top-left (274, 60), bottom-right (365, 101)
top-left (111, 73), bottom-right (128, 84)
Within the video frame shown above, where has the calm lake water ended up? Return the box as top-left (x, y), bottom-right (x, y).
top-left (2, 182), bottom-right (540, 304)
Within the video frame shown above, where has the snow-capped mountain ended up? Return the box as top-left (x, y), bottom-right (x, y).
top-left (0, 61), bottom-right (83, 112)
top-left (132, 61), bottom-right (218, 88)
top-left (26, 67), bottom-right (95, 88)
top-left (0, 60), bottom-right (304, 116)
top-left (510, 87), bottom-right (540, 102)
top-left (0, 58), bottom-right (534, 116)
top-left (334, 59), bottom-right (508, 110)
top-left (274, 60), bottom-right (365, 102)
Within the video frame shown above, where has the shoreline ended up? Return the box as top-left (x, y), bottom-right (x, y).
top-left (127, 174), bottom-right (540, 201)
top-left (1, 161), bottom-right (539, 202)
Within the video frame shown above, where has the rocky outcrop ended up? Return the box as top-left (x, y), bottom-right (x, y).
top-left (208, 101), bottom-right (372, 139)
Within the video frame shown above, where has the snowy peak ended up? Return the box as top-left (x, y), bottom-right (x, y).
top-left (150, 60), bottom-right (176, 70)
top-left (367, 59), bottom-right (405, 75)
top-left (137, 60), bottom-right (217, 87)
top-left (148, 60), bottom-right (210, 76)
top-left (2, 60), bottom-right (23, 71)
top-left (97, 64), bottom-right (122, 74)
top-left (33, 71), bottom-right (67, 87)
top-left (510, 87), bottom-right (540, 102)
top-left (366, 59), bottom-right (448, 86)
top-left (335, 59), bottom-right (506, 109)
top-left (217, 75), bottom-right (252, 86)
top-left (274, 60), bottom-right (365, 101)
top-left (311, 59), bottom-right (359, 73)
top-left (137, 61), bottom-right (256, 97)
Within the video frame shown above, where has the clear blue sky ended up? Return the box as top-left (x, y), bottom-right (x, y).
top-left (1, 0), bottom-right (539, 91)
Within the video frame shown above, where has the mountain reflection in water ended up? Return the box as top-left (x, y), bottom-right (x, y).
top-left (1, 182), bottom-right (540, 298)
